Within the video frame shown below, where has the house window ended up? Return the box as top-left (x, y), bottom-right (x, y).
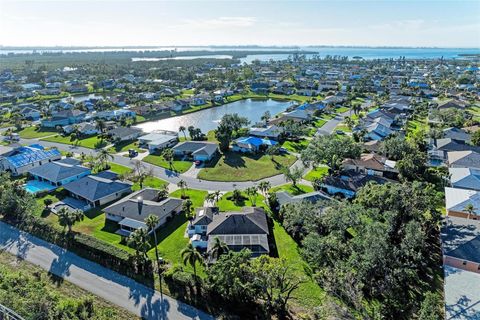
top-left (463, 261), bottom-right (467, 266)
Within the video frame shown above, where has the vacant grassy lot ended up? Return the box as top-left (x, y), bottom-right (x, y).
top-left (198, 152), bottom-right (297, 182)
top-left (272, 220), bottom-right (325, 308)
top-left (17, 126), bottom-right (58, 138)
top-left (281, 139), bottom-right (309, 153)
top-left (271, 183), bottom-right (314, 195)
top-left (108, 162), bottom-right (168, 191)
top-left (217, 191), bottom-right (266, 212)
top-left (143, 154), bottom-right (192, 173)
top-left (107, 140), bottom-right (147, 153)
top-left (0, 252), bottom-right (138, 320)
top-left (304, 166), bottom-right (329, 181)
top-left (42, 134), bottom-right (108, 149)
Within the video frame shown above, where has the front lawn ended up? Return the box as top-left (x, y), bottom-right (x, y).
top-left (217, 191), bottom-right (266, 212)
top-left (17, 126), bottom-right (58, 139)
top-left (313, 119), bottom-right (326, 128)
top-left (42, 134), bottom-right (108, 149)
top-left (107, 140), bottom-right (147, 153)
top-left (198, 152), bottom-right (297, 182)
top-left (303, 166), bottom-right (329, 181)
top-left (143, 154), bottom-right (192, 173)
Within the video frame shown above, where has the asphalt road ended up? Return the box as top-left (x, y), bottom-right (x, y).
top-left (0, 221), bottom-right (213, 320)
top-left (316, 110), bottom-right (351, 135)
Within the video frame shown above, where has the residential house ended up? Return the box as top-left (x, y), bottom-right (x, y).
top-left (449, 168), bottom-right (480, 191)
top-left (63, 171), bottom-right (132, 209)
top-left (438, 99), bottom-right (468, 110)
top-left (0, 144), bottom-right (62, 176)
top-left (270, 109), bottom-right (312, 124)
top-left (445, 187), bottom-right (480, 219)
top-left (232, 136), bottom-right (278, 153)
top-left (63, 122), bottom-right (99, 136)
top-left (188, 207), bottom-right (270, 257)
top-left (19, 106), bottom-right (41, 121)
top-left (104, 188), bottom-right (183, 236)
top-left (441, 217), bottom-right (480, 273)
top-left (172, 141), bottom-right (218, 162)
top-left (429, 139), bottom-right (480, 164)
top-left (95, 109), bottom-right (136, 121)
top-left (443, 127), bottom-right (472, 144)
top-left (41, 110), bottom-right (86, 128)
top-left (342, 153), bottom-right (398, 178)
top-left (249, 125), bottom-right (283, 140)
top-left (28, 158), bottom-right (91, 187)
top-left (320, 170), bottom-right (389, 198)
top-left (448, 151), bottom-right (480, 170)
top-left (138, 131), bottom-right (179, 152)
top-left (107, 127), bottom-right (143, 142)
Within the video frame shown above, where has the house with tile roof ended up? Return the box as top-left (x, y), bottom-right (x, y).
top-left (449, 167), bottom-right (480, 191)
top-left (28, 158), bottom-right (91, 187)
top-left (448, 151), bottom-right (480, 170)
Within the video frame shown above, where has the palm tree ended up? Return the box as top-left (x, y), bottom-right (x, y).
top-left (179, 126), bottom-right (187, 140)
top-left (162, 148), bottom-right (175, 171)
top-left (145, 214), bottom-right (164, 297)
top-left (208, 237), bottom-right (228, 260)
top-left (181, 243), bottom-right (203, 278)
top-left (156, 185), bottom-right (169, 201)
top-left (96, 119), bottom-right (106, 133)
top-left (266, 144), bottom-right (280, 161)
top-left (96, 149), bottom-right (113, 170)
top-left (261, 110), bottom-right (271, 125)
top-left (258, 181), bottom-right (271, 196)
top-left (177, 179), bottom-right (188, 198)
top-left (231, 189), bottom-right (243, 205)
top-left (182, 199), bottom-right (194, 219)
top-left (344, 116), bottom-right (354, 130)
top-left (245, 186), bottom-right (258, 206)
top-left (127, 228), bottom-right (151, 259)
top-left (464, 203), bottom-right (477, 220)
top-left (283, 165), bottom-right (304, 188)
top-left (57, 208), bottom-right (84, 233)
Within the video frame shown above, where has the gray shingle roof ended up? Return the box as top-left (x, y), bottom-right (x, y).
top-left (207, 207), bottom-right (269, 236)
top-left (276, 191), bottom-right (332, 206)
top-left (173, 141), bottom-right (218, 156)
top-left (29, 158), bottom-right (90, 183)
top-left (441, 216), bottom-right (480, 264)
top-left (63, 171), bottom-right (132, 202)
top-left (105, 188), bottom-right (183, 223)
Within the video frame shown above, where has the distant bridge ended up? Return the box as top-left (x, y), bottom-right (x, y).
top-left (0, 304), bottom-right (24, 320)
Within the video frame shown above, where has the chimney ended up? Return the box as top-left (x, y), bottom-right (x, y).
top-left (137, 196), bottom-right (143, 215)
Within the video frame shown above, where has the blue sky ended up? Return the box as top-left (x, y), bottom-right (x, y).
top-left (0, 0), bottom-right (479, 47)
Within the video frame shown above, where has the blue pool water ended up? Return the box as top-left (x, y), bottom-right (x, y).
top-left (24, 180), bottom-right (56, 193)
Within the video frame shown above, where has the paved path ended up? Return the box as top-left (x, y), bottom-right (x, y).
top-left (316, 110), bottom-right (351, 136)
top-left (0, 221), bottom-right (213, 320)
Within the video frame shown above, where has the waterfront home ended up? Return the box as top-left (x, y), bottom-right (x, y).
top-left (138, 131), bottom-right (179, 152)
top-left (441, 216), bottom-right (480, 273)
top-left (320, 170), bottom-right (389, 198)
top-left (107, 126), bottom-right (143, 142)
top-left (41, 109), bottom-right (86, 128)
top-left (270, 109), bottom-right (312, 125)
top-left (28, 158), bottom-right (91, 187)
top-left (63, 171), bottom-right (132, 209)
top-left (449, 167), bottom-right (480, 191)
top-left (250, 82), bottom-right (270, 94)
top-left (275, 190), bottom-right (332, 208)
top-left (342, 153), bottom-right (398, 178)
top-left (94, 109), bottom-right (136, 121)
top-left (172, 141), bottom-right (218, 162)
top-left (445, 187), bottom-right (480, 219)
top-left (231, 136), bottom-right (278, 153)
top-left (448, 151), bottom-right (480, 169)
top-left (437, 99), bottom-right (467, 110)
top-left (249, 125), bottom-right (283, 140)
top-left (0, 144), bottom-right (61, 176)
top-left (188, 207), bottom-right (270, 257)
top-left (19, 106), bottom-right (41, 120)
top-left (104, 188), bottom-right (183, 236)
top-left (63, 122), bottom-right (99, 136)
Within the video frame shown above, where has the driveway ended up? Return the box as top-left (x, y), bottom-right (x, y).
top-left (316, 110), bottom-right (351, 135)
top-left (0, 221), bottom-right (213, 320)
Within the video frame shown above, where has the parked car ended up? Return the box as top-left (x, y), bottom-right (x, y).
top-left (128, 149), bottom-right (138, 158)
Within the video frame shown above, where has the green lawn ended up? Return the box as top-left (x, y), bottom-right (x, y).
top-left (217, 191), bottom-right (266, 212)
top-left (407, 115), bottom-right (428, 136)
top-left (17, 126), bottom-right (58, 139)
top-left (270, 183), bottom-right (314, 196)
top-left (272, 220), bottom-right (325, 308)
top-left (143, 154), bottom-right (192, 173)
top-left (107, 140), bottom-right (147, 154)
top-left (335, 106), bottom-right (350, 113)
top-left (42, 134), bottom-right (108, 149)
top-left (198, 152), bottom-right (297, 182)
top-left (281, 139), bottom-right (309, 153)
top-left (313, 119), bottom-right (327, 128)
top-left (468, 105), bottom-right (480, 121)
top-left (304, 166), bottom-right (329, 181)
top-left (108, 162), bottom-right (168, 191)
top-left (335, 123), bottom-right (352, 133)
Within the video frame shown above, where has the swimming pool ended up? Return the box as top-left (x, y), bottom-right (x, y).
top-left (24, 180), bottom-right (57, 194)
